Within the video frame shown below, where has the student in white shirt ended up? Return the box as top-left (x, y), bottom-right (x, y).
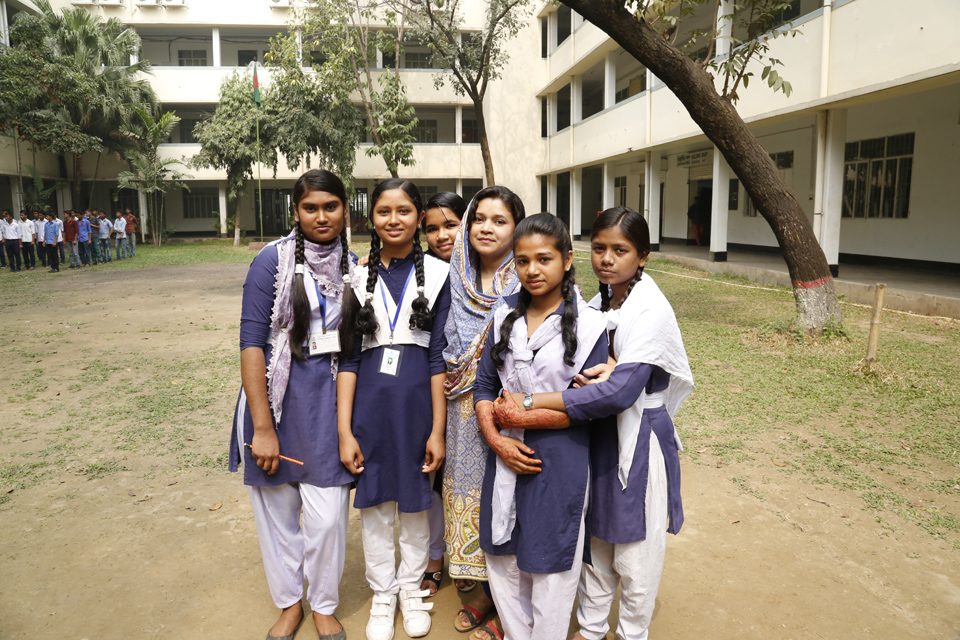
top-left (113, 212), bottom-right (127, 260)
top-left (33, 211), bottom-right (47, 267)
top-left (19, 211), bottom-right (36, 270)
top-left (2, 210), bottom-right (23, 272)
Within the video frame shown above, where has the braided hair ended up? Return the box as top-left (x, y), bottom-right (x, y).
top-left (288, 169), bottom-right (358, 359)
top-left (592, 207), bottom-right (651, 312)
top-left (491, 213), bottom-right (578, 368)
top-left (355, 178), bottom-right (431, 338)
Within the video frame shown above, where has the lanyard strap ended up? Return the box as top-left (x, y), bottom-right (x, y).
top-left (380, 267), bottom-right (415, 345)
top-left (310, 276), bottom-right (328, 333)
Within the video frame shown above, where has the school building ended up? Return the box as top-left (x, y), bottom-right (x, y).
top-left (1, 0), bottom-right (958, 276)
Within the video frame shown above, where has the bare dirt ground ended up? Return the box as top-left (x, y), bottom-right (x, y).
top-left (1, 261), bottom-right (959, 640)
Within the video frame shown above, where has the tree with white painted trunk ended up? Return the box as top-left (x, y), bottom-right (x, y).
top-left (560, 0), bottom-right (842, 332)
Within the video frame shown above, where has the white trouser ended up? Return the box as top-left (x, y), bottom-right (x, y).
top-left (247, 483), bottom-right (351, 614)
top-left (360, 502), bottom-right (430, 596)
top-left (486, 481), bottom-right (589, 640)
top-left (428, 490), bottom-right (445, 562)
top-left (576, 432), bottom-right (668, 640)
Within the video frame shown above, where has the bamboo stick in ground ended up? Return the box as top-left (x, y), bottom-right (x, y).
top-left (866, 283), bottom-right (887, 366)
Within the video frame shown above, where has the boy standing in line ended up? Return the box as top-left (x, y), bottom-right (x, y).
top-left (88, 211), bottom-right (101, 265)
top-left (56, 213), bottom-right (65, 262)
top-left (33, 211), bottom-right (46, 267)
top-left (124, 208), bottom-right (138, 257)
top-left (98, 211), bottom-right (113, 262)
top-left (1, 210), bottom-right (22, 272)
top-left (19, 211), bottom-right (36, 270)
top-left (64, 210), bottom-right (80, 269)
top-left (44, 212), bottom-right (59, 273)
top-left (113, 211), bottom-right (126, 260)
top-left (77, 210), bottom-right (91, 267)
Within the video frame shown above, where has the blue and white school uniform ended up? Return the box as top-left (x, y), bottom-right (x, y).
top-left (341, 251), bottom-right (450, 596)
top-left (474, 293), bottom-right (608, 640)
top-left (561, 275), bottom-right (693, 640)
top-left (230, 240), bottom-right (354, 615)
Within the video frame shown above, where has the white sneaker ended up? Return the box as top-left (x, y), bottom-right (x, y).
top-left (366, 593), bottom-right (397, 640)
top-left (398, 589), bottom-right (433, 638)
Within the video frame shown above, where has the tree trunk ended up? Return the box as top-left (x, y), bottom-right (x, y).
top-left (473, 97), bottom-right (496, 186)
top-left (88, 152), bottom-right (102, 210)
top-left (72, 152), bottom-right (83, 209)
top-left (560, 0), bottom-right (841, 332)
top-left (234, 198), bottom-right (242, 247)
top-left (14, 129), bottom-right (24, 212)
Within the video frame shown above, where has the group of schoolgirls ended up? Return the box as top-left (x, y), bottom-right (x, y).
top-left (232, 168), bottom-right (694, 640)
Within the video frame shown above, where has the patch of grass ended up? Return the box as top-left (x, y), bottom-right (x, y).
top-left (731, 476), bottom-right (766, 501)
top-left (81, 460), bottom-right (125, 478)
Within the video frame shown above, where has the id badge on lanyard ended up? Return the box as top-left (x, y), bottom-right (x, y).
top-left (308, 277), bottom-right (340, 356)
top-left (377, 269), bottom-right (414, 376)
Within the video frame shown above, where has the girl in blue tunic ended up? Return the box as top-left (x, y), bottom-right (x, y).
top-left (337, 179), bottom-right (451, 640)
top-left (493, 207), bottom-right (694, 640)
top-left (230, 169), bottom-right (357, 640)
top-left (473, 214), bottom-right (608, 640)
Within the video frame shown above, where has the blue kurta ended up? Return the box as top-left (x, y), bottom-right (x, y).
top-left (563, 364), bottom-right (684, 543)
top-left (340, 252), bottom-right (451, 513)
top-left (229, 243), bottom-right (353, 489)
top-left (473, 304), bottom-right (608, 574)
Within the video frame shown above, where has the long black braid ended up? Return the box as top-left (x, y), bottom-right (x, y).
top-left (337, 226), bottom-right (360, 356)
top-left (288, 224), bottom-right (310, 360)
top-left (409, 227), bottom-right (432, 330)
top-left (593, 206), bottom-right (651, 311)
top-left (490, 213), bottom-right (578, 368)
top-left (355, 231), bottom-right (381, 336)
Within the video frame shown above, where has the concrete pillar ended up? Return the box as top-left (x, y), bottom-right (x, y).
top-left (376, 47), bottom-right (384, 68)
top-left (129, 27), bottom-right (138, 65)
top-left (57, 186), bottom-right (71, 213)
top-left (456, 178), bottom-right (463, 198)
top-left (821, 108), bottom-right (846, 276)
top-left (813, 110), bottom-right (827, 243)
top-left (295, 30), bottom-right (303, 67)
top-left (603, 51), bottom-right (616, 110)
top-left (571, 75), bottom-right (582, 124)
top-left (645, 151), bottom-right (662, 251)
top-left (709, 148), bottom-right (730, 262)
top-left (137, 190), bottom-right (149, 239)
top-left (602, 161), bottom-right (614, 210)
top-left (0, 1), bottom-right (8, 48)
top-left (645, 68), bottom-right (654, 145)
top-left (716, 0), bottom-right (733, 58)
top-left (548, 173), bottom-right (558, 216)
top-left (821, 0), bottom-right (834, 98)
top-left (212, 27), bottom-right (221, 67)
top-left (571, 167), bottom-right (582, 238)
top-left (218, 183), bottom-right (229, 236)
top-left (455, 105), bottom-right (463, 144)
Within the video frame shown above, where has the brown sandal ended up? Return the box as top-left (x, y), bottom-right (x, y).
top-left (474, 619), bottom-right (504, 640)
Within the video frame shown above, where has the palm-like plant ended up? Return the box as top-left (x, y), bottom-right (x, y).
top-left (35, 0), bottom-right (159, 207)
top-left (117, 108), bottom-right (192, 247)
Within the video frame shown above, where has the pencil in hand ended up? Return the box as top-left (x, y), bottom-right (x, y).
top-left (244, 443), bottom-right (305, 466)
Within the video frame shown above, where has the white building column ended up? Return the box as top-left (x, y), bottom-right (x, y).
top-left (212, 27), bottom-right (221, 67)
top-left (571, 75), bottom-right (582, 124)
top-left (821, 108), bottom-right (846, 276)
top-left (709, 148), bottom-right (730, 262)
top-left (716, 0), bottom-right (733, 58)
top-left (645, 151), bottom-right (662, 251)
top-left (218, 183), bottom-right (229, 236)
top-left (644, 68), bottom-right (655, 145)
top-left (137, 190), bottom-right (149, 239)
top-left (548, 173), bottom-right (558, 216)
top-left (295, 30), bottom-right (303, 67)
top-left (603, 51), bottom-right (616, 111)
top-left (57, 186), bottom-right (71, 213)
top-left (0, 1), bottom-right (9, 48)
top-left (455, 105), bottom-right (463, 144)
top-left (571, 167), bottom-right (582, 238)
top-left (602, 161), bottom-right (614, 210)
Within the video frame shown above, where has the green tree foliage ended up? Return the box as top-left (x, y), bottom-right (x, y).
top-left (0, 14), bottom-right (100, 209)
top-left (191, 71), bottom-right (277, 246)
top-left (33, 0), bottom-right (159, 205)
top-left (116, 109), bottom-right (192, 247)
top-left (265, 32), bottom-right (365, 182)
top-left (293, 0), bottom-right (418, 178)
top-left (401, 0), bottom-right (534, 185)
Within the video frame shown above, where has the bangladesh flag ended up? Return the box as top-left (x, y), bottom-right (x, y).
top-left (253, 66), bottom-right (261, 107)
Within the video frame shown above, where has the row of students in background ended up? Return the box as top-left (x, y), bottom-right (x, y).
top-left (234, 168), bottom-right (693, 640)
top-left (0, 208), bottom-right (139, 273)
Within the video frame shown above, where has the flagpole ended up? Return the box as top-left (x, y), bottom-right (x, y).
top-left (257, 107), bottom-right (263, 243)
